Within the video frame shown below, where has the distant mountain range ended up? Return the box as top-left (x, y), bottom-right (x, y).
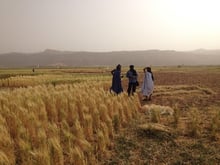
top-left (0, 49), bottom-right (220, 67)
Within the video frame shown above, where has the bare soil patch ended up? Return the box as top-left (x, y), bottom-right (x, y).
top-left (104, 69), bottom-right (220, 165)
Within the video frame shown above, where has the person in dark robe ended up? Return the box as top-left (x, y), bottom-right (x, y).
top-left (110, 64), bottom-right (123, 94)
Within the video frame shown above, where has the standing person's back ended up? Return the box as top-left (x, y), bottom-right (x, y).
top-left (126, 65), bottom-right (138, 96)
top-left (111, 64), bottom-right (123, 94)
top-left (141, 67), bottom-right (154, 101)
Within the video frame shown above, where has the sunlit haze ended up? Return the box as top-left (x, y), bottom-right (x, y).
top-left (0, 0), bottom-right (220, 53)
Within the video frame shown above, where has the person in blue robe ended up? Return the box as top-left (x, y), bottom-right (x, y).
top-left (110, 64), bottom-right (123, 94)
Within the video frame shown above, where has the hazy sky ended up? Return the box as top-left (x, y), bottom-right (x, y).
top-left (1, 0), bottom-right (220, 53)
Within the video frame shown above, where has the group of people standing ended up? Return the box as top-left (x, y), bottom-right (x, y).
top-left (110, 64), bottom-right (154, 101)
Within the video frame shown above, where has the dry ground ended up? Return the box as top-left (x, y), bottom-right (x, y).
top-left (103, 68), bottom-right (220, 165)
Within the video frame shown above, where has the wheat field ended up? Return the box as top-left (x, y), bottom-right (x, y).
top-left (0, 68), bottom-right (141, 165)
top-left (0, 66), bottom-right (220, 165)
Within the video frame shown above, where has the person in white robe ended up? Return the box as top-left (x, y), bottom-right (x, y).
top-left (141, 67), bottom-right (154, 101)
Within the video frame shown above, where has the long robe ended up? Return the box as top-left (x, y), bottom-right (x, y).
top-left (141, 71), bottom-right (154, 96)
top-left (111, 69), bottom-right (123, 94)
